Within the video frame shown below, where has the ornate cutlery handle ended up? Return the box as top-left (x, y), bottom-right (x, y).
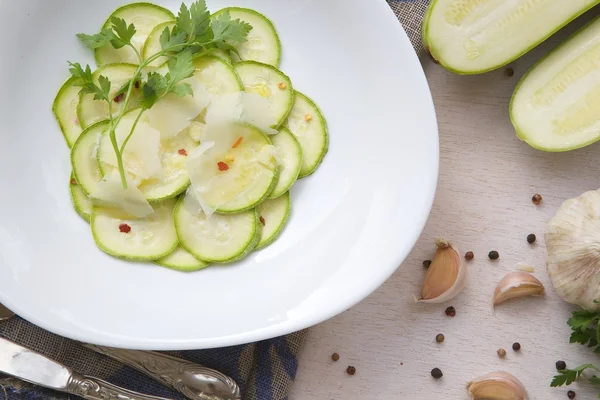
top-left (84, 344), bottom-right (241, 400)
top-left (66, 373), bottom-right (171, 400)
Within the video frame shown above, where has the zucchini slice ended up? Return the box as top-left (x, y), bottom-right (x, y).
top-left (187, 123), bottom-right (279, 214)
top-left (234, 61), bottom-right (293, 128)
top-left (256, 192), bottom-right (291, 250)
top-left (269, 128), bottom-right (302, 199)
top-left (423, 0), bottom-right (600, 74)
top-left (77, 63), bottom-right (141, 129)
top-left (97, 110), bottom-right (193, 201)
top-left (174, 194), bottom-right (260, 263)
top-left (71, 121), bottom-right (108, 195)
top-left (154, 246), bottom-right (210, 272)
top-left (213, 7), bottom-right (281, 67)
top-left (95, 3), bottom-right (175, 65)
top-left (70, 175), bottom-right (93, 222)
top-left (286, 92), bottom-right (328, 177)
top-left (53, 77), bottom-right (83, 147)
top-left (511, 15), bottom-right (600, 151)
top-left (91, 199), bottom-right (178, 260)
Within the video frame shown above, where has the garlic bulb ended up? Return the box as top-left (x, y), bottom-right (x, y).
top-left (467, 371), bottom-right (527, 400)
top-left (418, 238), bottom-right (466, 303)
top-left (546, 189), bottom-right (600, 311)
top-left (493, 271), bottom-right (545, 306)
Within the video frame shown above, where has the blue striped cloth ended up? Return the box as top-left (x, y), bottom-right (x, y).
top-left (0, 1), bottom-right (429, 399)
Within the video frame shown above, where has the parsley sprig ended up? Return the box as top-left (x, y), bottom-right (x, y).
top-left (68, 1), bottom-right (252, 188)
top-left (551, 309), bottom-right (600, 396)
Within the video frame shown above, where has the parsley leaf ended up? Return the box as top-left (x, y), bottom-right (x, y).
top-left (109, 17), bottom-right (137, 49)
top-left (68, 62), bottom-right (112, 102)
top-left (159, 26), bottom-right (187, 51)
top-left (140, 71), bottom-right (167, 109)
top-left (211, 11), bottom-right (252, 44)
top-left (170, 83), bottom-right (193, 98)
top-left (571, 329), bottom-right (592, 345)
top-left (590, 375), bottom-right (600, 385)
top-left (166, 49), bottom-right (195, 88)
top-left (76, 28), bottom-right (115, 49)
top-left (552, 364), bottom-right (597, 387)
top-left (176, 1), bottom-right (210, 39)
top-left (569, 310), bottom-right (599, 332)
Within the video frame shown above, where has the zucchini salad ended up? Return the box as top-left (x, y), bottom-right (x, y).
top-left (53, 1), bottom-right (328, 271)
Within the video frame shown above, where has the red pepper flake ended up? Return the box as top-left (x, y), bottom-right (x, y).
top-left (134, 80), bottom-right (140, 89)
top-left (259, 216), bottom-right (266, 226)
top-left (70, 177), bottom-right (77, 185)
top-left (178, 149), bottom-right (188, 156)
top-left (119, 223), bottom-right (131, 233)
top-left (217, 161), bottom-right (229, 171)
top-left (232, 136), bottom-right (243, 148)
top-left (114, 93), bottom-right (125, 103)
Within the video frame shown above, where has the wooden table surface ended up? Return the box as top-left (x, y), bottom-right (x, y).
top-left (290, 10), bottom-right (600, 400)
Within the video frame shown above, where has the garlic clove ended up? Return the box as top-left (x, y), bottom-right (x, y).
top-left (418, 238), bottom-right (466, 303)
top-left (515, 262), bottom-right (535, 273)
top-left (493, 271), bottom-right (545, 306)
top-left (546, 189), bottom-right (600, 311)
top-left (467, 371), bottom-right (528, 400)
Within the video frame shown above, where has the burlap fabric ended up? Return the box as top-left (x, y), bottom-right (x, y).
top-left (0, 1), bottom-right (430, 399)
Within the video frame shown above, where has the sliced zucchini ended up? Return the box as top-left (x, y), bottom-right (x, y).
top-left (269, 128), bottom-right (302, 199)
top-left (193, 55), bottom-right (244, 95)
top-left (511, 15), bottom-right (600, 151)
top-left (174, 194), bottom-right (259, 263)
top-left (98, 110), bottom-right (193, 201)
top-left (187, 123), bottom-right (279, 214)
top-left (213, 7), bottom-right (281, 67)
top-left (95, 3), bottom-right (175, 65)
top-left (71, 121), bottom-right (108, 195)
top-left (91, 199), bottom-right (178, 260)
top-left (256, 192), bottom-right (291, 250)
top-left (77, 63), bottom-right (140, 129)
top-left (53, 77), bottom-right (83, 147)
top-left (154, 246), bottom-right (210, 272)
top-left (234, 61), bottom-right (293, 128)
top-left (423, 0), bottom-right (600, 74)
top-left (286, 92), bottom-right (328, 177)
top-left (70, 176), bottom-right (92, 222)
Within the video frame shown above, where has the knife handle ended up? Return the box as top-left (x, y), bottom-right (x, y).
top-left (65, 373), bottom-right (171, 400)
top-left (84, 344), bottom-right (241, 400)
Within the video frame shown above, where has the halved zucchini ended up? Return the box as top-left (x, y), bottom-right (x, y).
top-left (511, 15), bottom-right (600, 151)
top-left (423, 0), bottom-right (600, 74)
top-left (95, 3), bottom-right (175, 65)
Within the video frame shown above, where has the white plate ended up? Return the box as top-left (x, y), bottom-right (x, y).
top-left (0, 0), bottom-right (438, 350)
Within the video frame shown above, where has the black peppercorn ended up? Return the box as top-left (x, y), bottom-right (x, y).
top-left (423, 260), bottom-right (432, 268)
top-left (568, 390), bottom-right (576, 399)
top-left (445, 306), bottom-right (456, 317)
top-left (527, 234), bottom-right (536, 244)
top-left (431, 368), bottom-right (443, 379)
top-left (532, 194), bottom-right (543, 205)
top-left (556, 360), bottom-right (566, 371)
top-left (504, 67), bottom-right (514, 77)
top-left (465, 251), bottom-right (474, 260)
top-left (331, 353), bottom-right (339, 361)
top-left (488, 251), bottom-right (499, 260)
top-left (436, 334), bottom-right (445, 343)
top-left (512, 342), bottom-right (521, 351)
top-left (346, 366), bottom-right (356, 375)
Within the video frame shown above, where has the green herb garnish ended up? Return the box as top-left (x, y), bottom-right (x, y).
top-left (552, 309), bottom-right (600, 396)
top-left (68, 1), bottom-right (252, 188)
